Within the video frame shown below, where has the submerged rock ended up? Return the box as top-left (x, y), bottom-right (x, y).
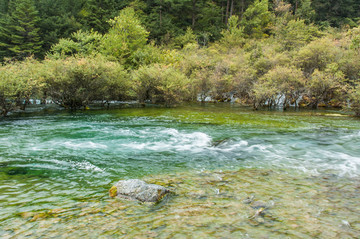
top-left (251, 200), bottom-right (268, 209)
top-left (109, 179), bottom-right (170, 202)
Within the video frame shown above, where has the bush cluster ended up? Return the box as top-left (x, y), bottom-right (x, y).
top-left (1, 6), bottom-right (360, 116)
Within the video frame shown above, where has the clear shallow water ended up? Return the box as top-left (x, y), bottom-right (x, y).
top-left (1, 105), bottom-right (360, 238)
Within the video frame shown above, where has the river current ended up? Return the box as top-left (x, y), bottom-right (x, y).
top-left (0, 104), bottom-right (360, 238)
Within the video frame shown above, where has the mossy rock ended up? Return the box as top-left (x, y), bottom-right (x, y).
top-left (110, 179), bottom-right (170, 202)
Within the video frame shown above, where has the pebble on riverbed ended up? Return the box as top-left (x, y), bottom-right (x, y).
top-left (109, 179), bottom-right (170, 203)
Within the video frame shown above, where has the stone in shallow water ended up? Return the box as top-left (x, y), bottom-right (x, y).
top-left (109, 179), bottom-right (170, 202)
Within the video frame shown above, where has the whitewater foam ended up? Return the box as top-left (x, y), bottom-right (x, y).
top-left (62, 141), bottom-right (108, 150)
top-left (121, 128), bottom-right (212, 152)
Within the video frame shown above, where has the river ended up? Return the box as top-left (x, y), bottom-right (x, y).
top-left (0, 104), bottom-right (360, 238)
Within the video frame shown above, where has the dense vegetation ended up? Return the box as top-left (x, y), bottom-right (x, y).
top-left (0, 0), bottom-right (360, 116)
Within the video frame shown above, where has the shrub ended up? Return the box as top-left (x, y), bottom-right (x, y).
top-left (350, 85), bottom-right (360, 116)
top-left (260, 65), bottom-right (305, 109)
top-left (0, 58), bottom-right (44, 116)
top-left (43, 56), bottom-right (130, 109)
top-left (305, 65), bottom-right (345, 108)
top-left (132, 64), bottom-right (190, 106)
top-left (295, 37), bottom-right (340, 76)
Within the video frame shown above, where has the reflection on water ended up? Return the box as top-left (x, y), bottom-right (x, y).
top-left (0, 105), bottom-right (360, 238)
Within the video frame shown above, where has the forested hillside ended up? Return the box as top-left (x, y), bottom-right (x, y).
top-left (0, 0), bottom-right (360, 116)
top-left (0, 0), bottom-right (359, 58)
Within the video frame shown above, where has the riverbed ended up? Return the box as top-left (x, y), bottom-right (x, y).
top-left (1, 104), bottom-right (360, 238)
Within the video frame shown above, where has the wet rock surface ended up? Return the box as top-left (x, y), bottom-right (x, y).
top-left (110, 179), bottom-right (170, 202)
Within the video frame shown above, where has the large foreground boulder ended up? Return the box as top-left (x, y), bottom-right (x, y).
top-left (109, 179), bottom-right (170, 202)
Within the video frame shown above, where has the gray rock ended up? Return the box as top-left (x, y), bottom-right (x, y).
top-left (251, 200), bottom-right (267, 209)
top-left (109, 179), bottom-right (170, 202)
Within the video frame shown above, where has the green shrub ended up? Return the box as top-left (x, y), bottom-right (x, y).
top-left (0, 58), bottom-right (45, 116)
top-left (101, 7), bottom-right (149, 65)
top-left (43, 56), bottom-right (130, 109)
top-left (295, 37), bottom-right (340, 76)
top-left (350, 85), bottom-right (360, 116)
top-left (49, 30), bottom-right (103, 58)
top-left (132, 64), bottom-right (190, 106)
top-left (305, 65), bottom-right (345, 108)
top-left (261, 66), bottom-right (305, 109)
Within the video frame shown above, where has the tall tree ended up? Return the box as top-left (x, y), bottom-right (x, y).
top-left (241, 0), bottom-right (273, 38)
top-left (35, 0), bottom-right (84, 57)
top-left (78, 0), bottom-right (117, 34)
top-left (311, 0), bottom-right (360, 27)
top-left (0, 16), bottom-right (11, 60)
top-left (4, 0), bottom-right (42, 59)
top-left (0, 0), bottom-right (10, 14)
top-left (101, 7), bottom-right (149, 65)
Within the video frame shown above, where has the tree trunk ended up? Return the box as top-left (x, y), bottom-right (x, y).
top-left (294, 0), bottom-right (298, 14)
top-left (225, 0), bottom-right (230, 25)
top-left (192, 0), bottom-right (197, 27)
top-left (240, 0), bottom-right (245, 18)
top-left (159, 9), bottom-right (162, 28)
top-left (230, 0), bottom-right (234, 18)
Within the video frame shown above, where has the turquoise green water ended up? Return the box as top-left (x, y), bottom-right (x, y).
top-left (1, 104), bottom-right (360, 238)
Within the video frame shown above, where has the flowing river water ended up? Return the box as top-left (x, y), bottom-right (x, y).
top-left (0, 104), bottom-right (360, 238)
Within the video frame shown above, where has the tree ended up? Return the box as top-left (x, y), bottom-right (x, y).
top-left (295, 37), bottom-right (340, 76)
top-left (174, 27), bottom-right (198, 48)
top-left (132, 64), bottom-right (190, 105)
top-left (306, 65), bottom-right (345, 108)
top-left (78, 0), bottom-right (116, 34)
top-left (43, 56), bottom-right (130, 109)
top-left (260, 65), bottom-right (305, 109)
top-left (311, 0), bottom-right (360, 27)
top-left (0, 15), bottom-right (12, 60)
top-left (275, 19), bottom-right (320, 50)
top-left (101, 7), bottom-right (149, 65)
top-left (0, 57), bottom-right (44, 116)
top-left (350, 84), bottom-right (360, 116)
top-left (6, 0), bottom-right (43, 59)
top-left (220, 15), bottom-right (245, 47)
top-left (49, 30), bottom-right (102, 57)
top-left (295, 0), bottom-right (315, 24)
top-left (240, 0), bottom-right (273, 38)
top-left (35, 0), bottom-right (83, 57)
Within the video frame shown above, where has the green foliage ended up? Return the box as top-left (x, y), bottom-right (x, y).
top-left (43, 56), bottom-right (130, 109)
top-left (295, 0), bottom-right (316, 24)
top-left (174, 27), bottom-right (198, 49)
top-left (295, 37), bottom-right (340, 75)
top-left (130, 43), bottom-right (182, 68)
top-left (1, 0), bottom-right (360, 116)
top-left (35, 0), bottom-right (83, 56)
top-left (350, 84), bottom-right (360, 116)
top-left (101, 7), bottom-right (148, 65)
top-left (0, 57), bottom-right (44, 115)
top-left (220, 15), bottom-right (245, 47)
top-left (312, 0), bottom-right (360, 27)
top-left (49, 30), bottom-right (102, 57)
top-left (241, 0), bottom-right (273, 38)
top-left (5, 0), bottom-right (42, 59)
top-left (339, 49), bottom-right (360, 82)
top-left (0, 15), bottom-right (12, 60)
top-left (306, 65), bottom-right (345, 108)
top-left (132, 64), bottom-right (190, 106)
top-left (78, 0), bottom-right (116, 34)
top-left (259, 65), bottom-right (305, 109)
top-left (348, 26), bottom-right (360, 51)
top-left (275, 19), bottom-right (321, 50)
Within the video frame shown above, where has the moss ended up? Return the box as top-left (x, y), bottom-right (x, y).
top-left (109, 185), bottom-right (117, 198)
